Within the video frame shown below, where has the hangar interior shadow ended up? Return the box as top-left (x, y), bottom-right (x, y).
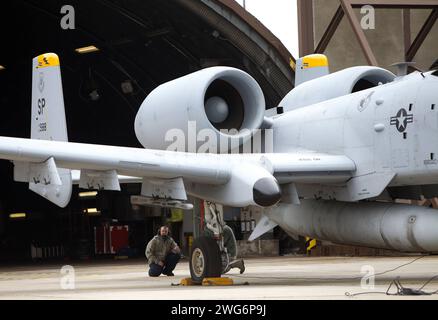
top-left (0, 0), bottom-right (295, 262)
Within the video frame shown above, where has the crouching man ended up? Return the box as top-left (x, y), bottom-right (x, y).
top-left (145, 226), bottom-right (181, 277)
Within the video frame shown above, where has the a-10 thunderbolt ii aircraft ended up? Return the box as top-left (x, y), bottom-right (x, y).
top-left (0, 52), bottom-right (438, 282)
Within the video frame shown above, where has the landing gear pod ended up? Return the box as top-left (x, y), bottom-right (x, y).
top-left (189, 236), bottom-right (222, 283)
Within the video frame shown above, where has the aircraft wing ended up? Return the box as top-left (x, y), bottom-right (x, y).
top-left (0, 136), bottom-right (356, 208)
top-left (2, 53), bottom-right (356, 208)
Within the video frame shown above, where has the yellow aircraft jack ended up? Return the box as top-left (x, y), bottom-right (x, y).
top-left (180, 277), bottom-right (234, 286)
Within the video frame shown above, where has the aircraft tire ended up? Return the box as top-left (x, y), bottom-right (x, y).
top-left (189, 236), bottom-right (222, 283)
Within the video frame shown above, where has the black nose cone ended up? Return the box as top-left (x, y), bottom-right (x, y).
top-left (253, 178), bottom-right (282, 207)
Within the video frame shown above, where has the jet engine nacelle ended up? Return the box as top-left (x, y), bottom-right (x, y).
top-left (135, 67), bottom-right (266, 153)
top-left (280, 66), bottom-right (396, 112)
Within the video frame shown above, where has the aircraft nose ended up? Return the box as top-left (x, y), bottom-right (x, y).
top-left (253, 178), bottom-right (282, 207)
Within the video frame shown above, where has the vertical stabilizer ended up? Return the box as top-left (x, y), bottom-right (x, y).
top-left (16, 53), bottom-right (72, 207)
top-left (295, 54), bottom-right (330, 86)
top-left (31, 53), bottom-right (68, 141)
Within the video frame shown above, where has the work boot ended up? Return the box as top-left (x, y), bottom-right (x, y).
top-left (228, 259), bottom-right (245, 274)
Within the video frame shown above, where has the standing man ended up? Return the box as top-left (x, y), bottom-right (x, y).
top-left (145, 226), bottom-right (181, 277)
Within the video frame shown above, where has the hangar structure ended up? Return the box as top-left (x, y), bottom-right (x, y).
top-left (0, 0), bottom-right (295, 261)
top-left (298, 0), bottom-right (438, 72)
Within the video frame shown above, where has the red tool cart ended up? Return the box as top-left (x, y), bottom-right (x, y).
top-left (94, 224), bottom-right (129, 255)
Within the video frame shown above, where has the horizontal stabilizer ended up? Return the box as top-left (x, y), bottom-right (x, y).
top-left (248, 214), bottom-right (278, 241)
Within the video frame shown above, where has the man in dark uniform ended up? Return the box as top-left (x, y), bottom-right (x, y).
top-left (145, 226), bottom-right (181, 277)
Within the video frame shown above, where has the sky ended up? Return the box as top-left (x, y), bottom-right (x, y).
top-left (234, 0), bottom-right (299, 58)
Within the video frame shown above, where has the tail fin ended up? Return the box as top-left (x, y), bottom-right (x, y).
top-left (14, 53), bottom-right (72, 207)
top-left (295, 54), bottom-right (330, 87)
top-left (31, 53), bottom-right (68, 141)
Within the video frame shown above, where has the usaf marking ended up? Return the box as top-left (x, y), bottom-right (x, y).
top-left (390, 108), bottom-right (414, 133)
